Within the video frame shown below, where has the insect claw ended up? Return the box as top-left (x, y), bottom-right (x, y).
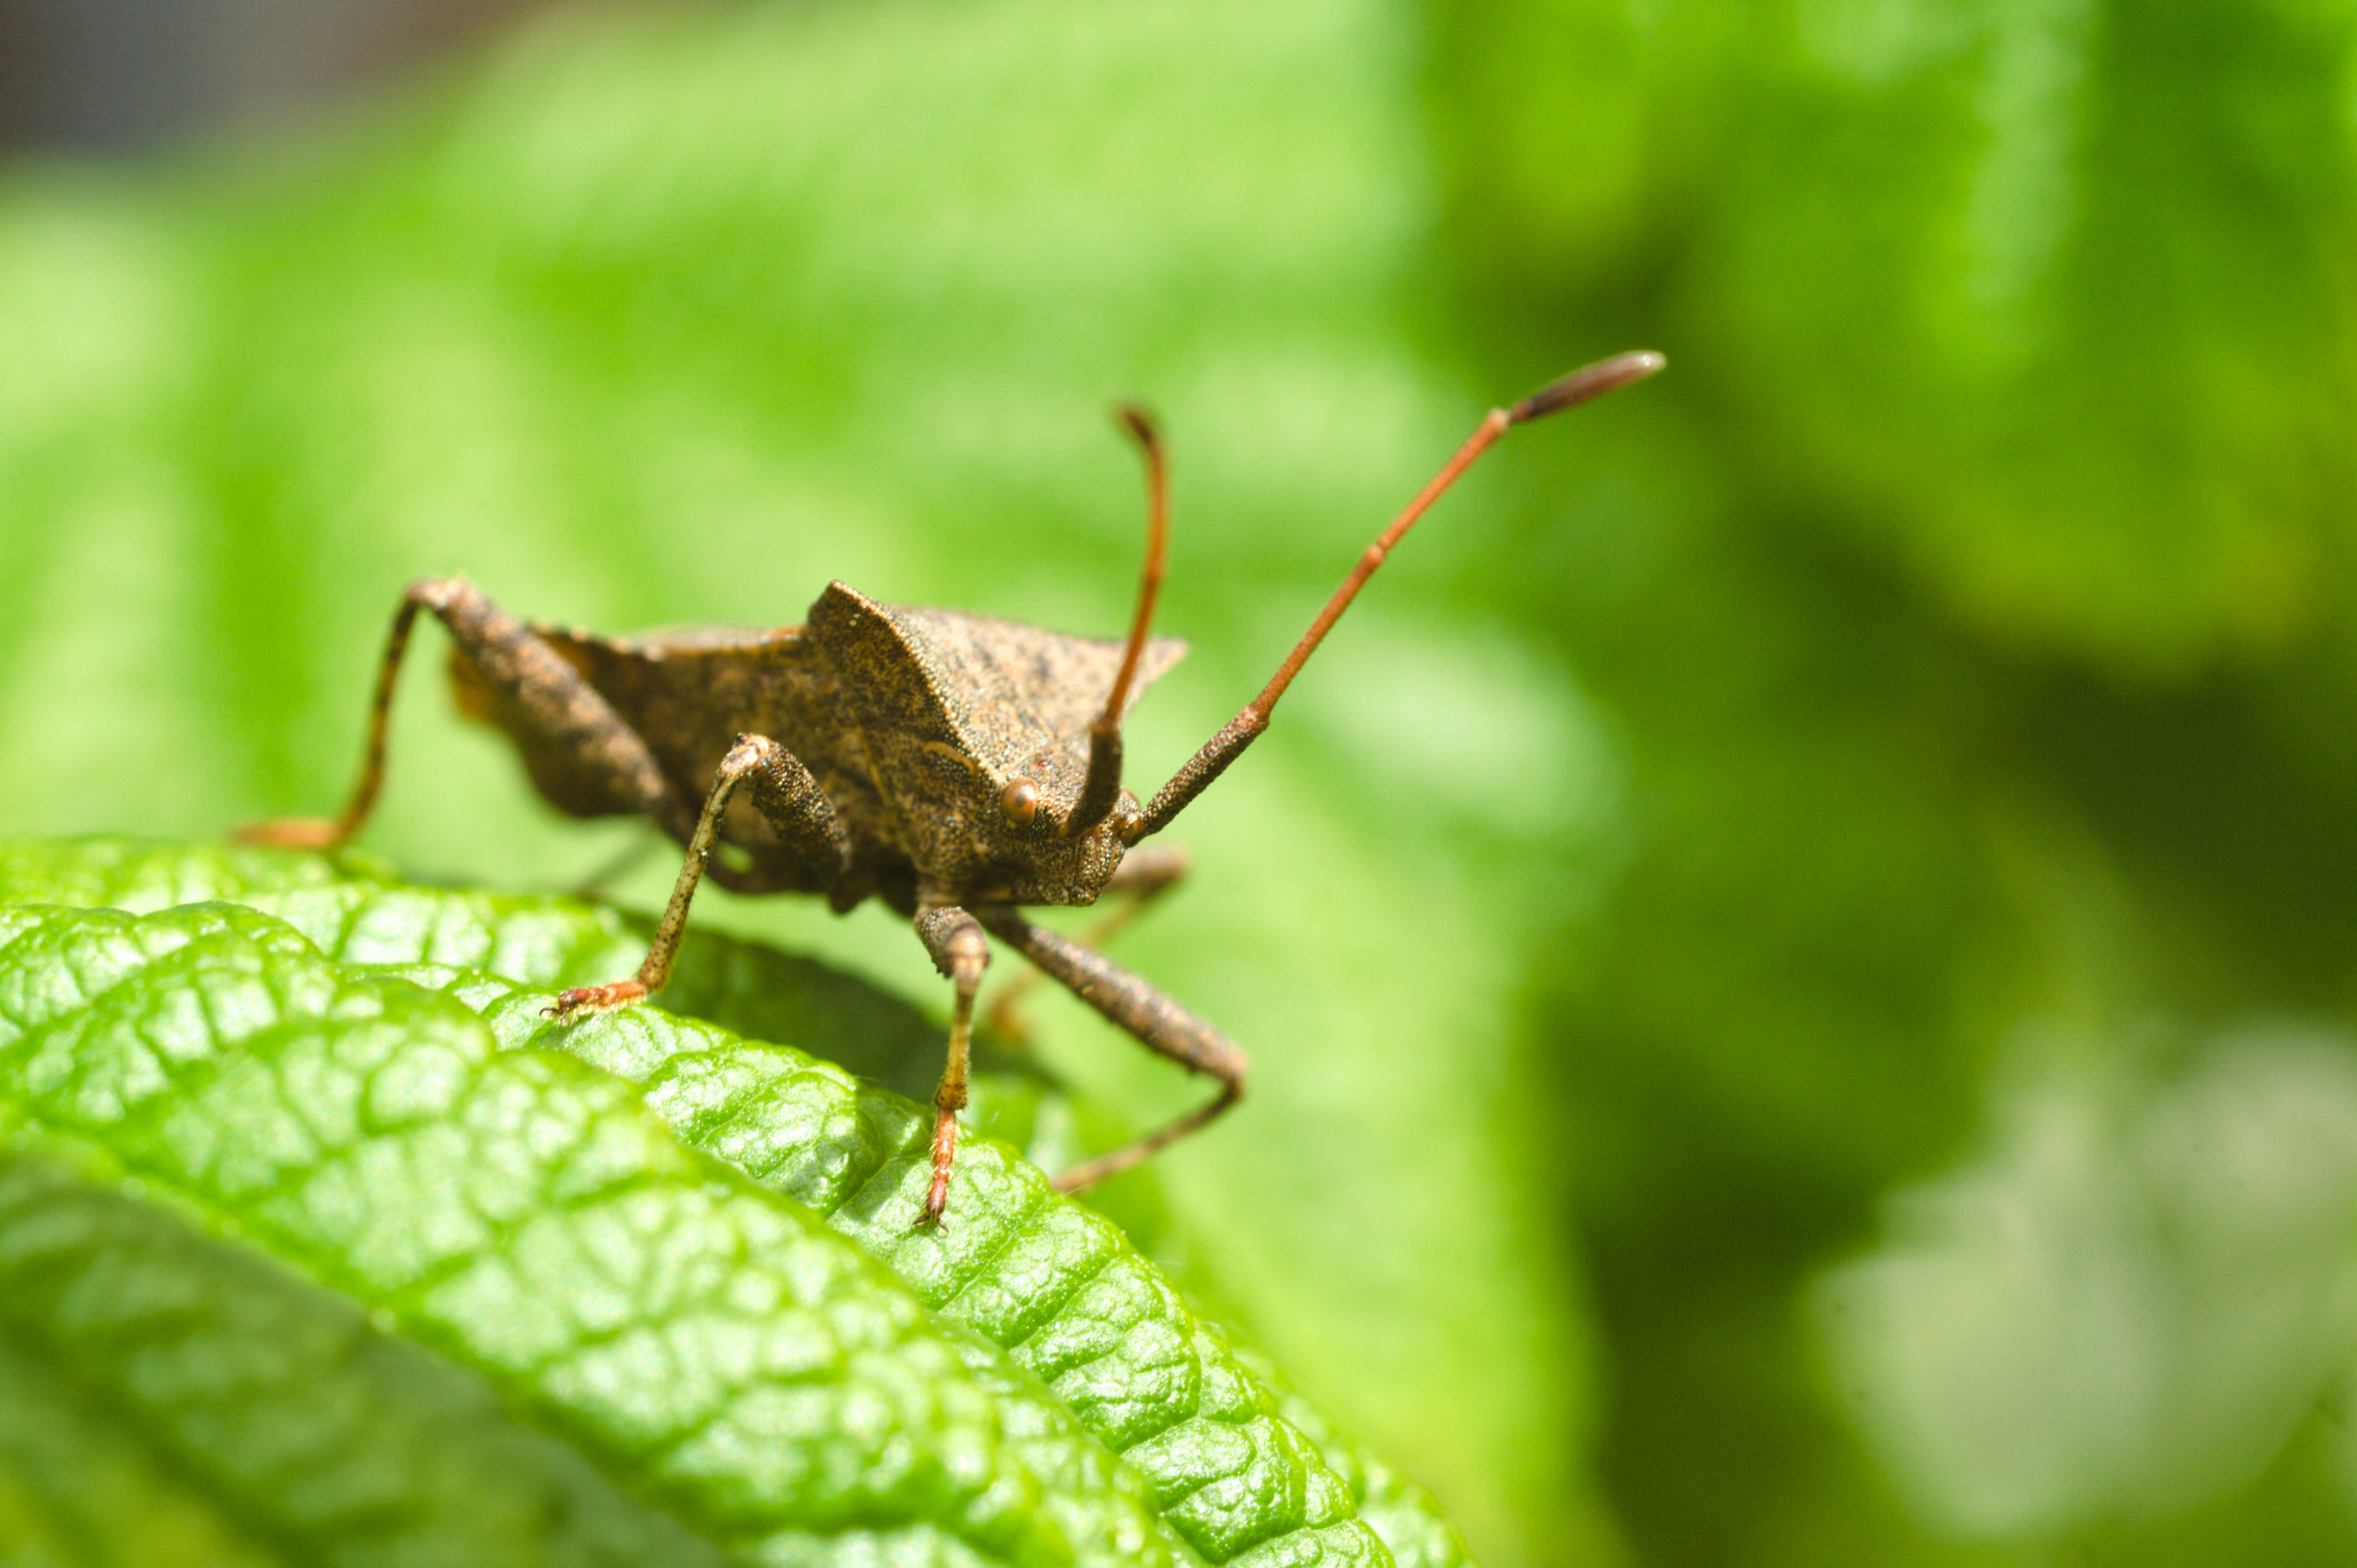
top-left (544, 980), bottom-right (648, 1018)
top-left (919, 1107), bottom-right (959, 1227)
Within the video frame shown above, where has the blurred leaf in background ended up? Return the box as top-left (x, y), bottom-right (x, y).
top-left (1429, 0), bottom-right (2357, 1563)
top-left (1822, 1024), bottom-right (2357, 1537)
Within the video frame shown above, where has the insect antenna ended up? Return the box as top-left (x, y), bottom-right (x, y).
top-left (1063, 403), bottom-right (1170, 836)
top-left (1124, 349), bottom-right (1665, 843)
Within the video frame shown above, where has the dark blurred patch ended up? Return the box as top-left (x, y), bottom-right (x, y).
top-left (0, 0), bottom-right (561, 151)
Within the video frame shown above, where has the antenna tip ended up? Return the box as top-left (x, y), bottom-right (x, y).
top-left (1114, 401), bottom-right (1161, 449)
top-left (1508, 350), bottom-right (1667, 425)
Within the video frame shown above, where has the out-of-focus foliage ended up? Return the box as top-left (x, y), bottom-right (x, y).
top-left (1434, 0), bottom-right (2357, 670)
top-left (1428, 0), bottom-right (2357, 1564)
top-left (1822, 1026), bottom-right (2357, 1536)
top-left (6, 0), bottom-right (2357, 1563)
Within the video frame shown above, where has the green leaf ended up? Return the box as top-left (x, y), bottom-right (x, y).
top-left (390, 965), bottom-right (1385, 1567)
top-left (0, 1150), bottom-right (724, 1568)
top-left (0, 899), bottom-right (1092, 1566)
top-left (0, 835), bottom-right (1473, 1567)
top-left (1226, 1342), bottom-right (1475, 1568)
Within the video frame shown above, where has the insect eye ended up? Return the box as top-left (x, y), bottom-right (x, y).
top-left (999, 777), bottom-right (1041, 827)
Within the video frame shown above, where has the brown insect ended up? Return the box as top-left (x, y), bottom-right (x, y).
top-left (245, 351), bottom-right (1663, 1224)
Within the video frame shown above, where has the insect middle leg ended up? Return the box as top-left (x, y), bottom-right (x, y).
top-left (973, 904), bottom-right (1246, 1194)
top-left (915, 906), bottom-right (992, 1226)
top-left (551, 732), bottom-right (852, 1015)
top-left (983, 844), bottom-right (1189, 1044)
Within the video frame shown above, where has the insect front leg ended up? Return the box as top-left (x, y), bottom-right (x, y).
top-left (984, 845), bottom-right (1190, 1044)
top-left (914, 906), bottom-right (992, 1227)
top-left (240, 575), bottom-right (685, 848)
top-left (972, 904), bottom-right (1245, 1194)
top-left (552, 733), bottom-right (851, 1015)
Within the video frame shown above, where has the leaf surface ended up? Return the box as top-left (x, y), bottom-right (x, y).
top-left (0, 897), bottom-right (1126, 1567)
top-left (0, 836), bottom-right (1468, 1567)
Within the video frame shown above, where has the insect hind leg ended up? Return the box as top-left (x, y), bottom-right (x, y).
top-left (239, 574), bottom-right (684, 848)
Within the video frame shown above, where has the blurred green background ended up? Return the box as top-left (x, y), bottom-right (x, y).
top-left (6, 0), bottom-right (2357, 1563)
